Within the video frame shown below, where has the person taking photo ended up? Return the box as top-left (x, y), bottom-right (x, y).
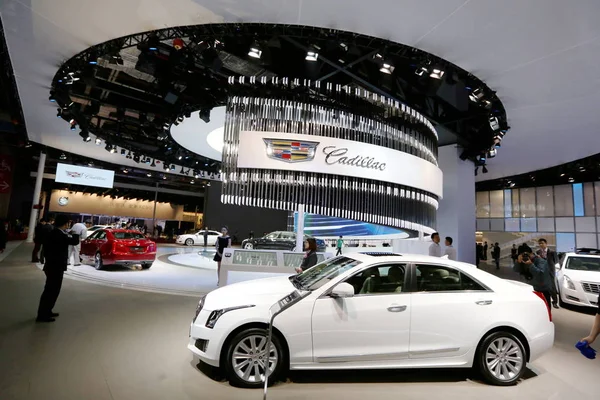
top-left (516, 250), bottom-right (554, 313)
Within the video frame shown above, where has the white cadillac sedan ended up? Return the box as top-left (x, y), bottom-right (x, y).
top-left (556, 250), bottom-right (600, 308)
top-left (188, 253), bottom-right (554, 388)
top-left (176, 229), bottom-right (221, 246)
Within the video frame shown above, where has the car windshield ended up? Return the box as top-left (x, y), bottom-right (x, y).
top-left (113, 232), bottom-right (146, 240)
top-left (566, 256), bottom-right (600, 272)
top-left (295, 257), bottom-right (361, 290)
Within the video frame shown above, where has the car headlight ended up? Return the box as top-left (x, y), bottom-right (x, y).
top-left (193, 295), bottom-right (206, 323)
top-left (205, 305), bottom-right (255, 329)
top-left (564, 275), bottom-right (576, 290)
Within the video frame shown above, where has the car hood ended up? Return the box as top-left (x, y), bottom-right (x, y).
top-left (563, 269), bottom-right (600, 283)
top-left (203, 275), bottom-right (296, 310)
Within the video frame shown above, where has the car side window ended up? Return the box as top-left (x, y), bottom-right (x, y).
top-left (280, 232), bottom-right (295, 239)
top-left (266, 233), bottom-right (279, 239)
top-left (208, 232), bottom-right (219, 236)
top-left (343, 264), bottom-right (407, 296)
top-left (415, 264), bottom-right (486, 292)
top-left (87, 231), bottom-right (100, 240)
top-left (96, 231), bottom-right (107, 240)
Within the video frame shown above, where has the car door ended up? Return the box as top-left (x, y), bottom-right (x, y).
top-left (94, 230), bottom-right (109, 256)
top-left (279, 232), bottom-right (296, 250)
top-left (311, 263), bottom-right (411, 363)
top-left (80, 230), bottom-right (99, 260)
top-left (408, 263), bottom-right (497, 360)
top-left (258, 232), bottom-right (279, 249)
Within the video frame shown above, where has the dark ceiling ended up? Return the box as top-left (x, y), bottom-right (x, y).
top-left (50, 23), bottom-right (509, 170)
top-left (476, 152), bottom-right (600, 191)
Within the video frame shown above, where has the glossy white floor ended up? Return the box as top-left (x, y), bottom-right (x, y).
top-left (1, 243), bottom-right (599, 400)
top-left (57, 245), bottom-right (286, 296)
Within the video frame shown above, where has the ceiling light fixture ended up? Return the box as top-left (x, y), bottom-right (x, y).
top-left (306, 45), bottom-right (319, 62)
top-left (95, 138), bottom-right (102, 145)
top-left (248, 42), bottom-right (262, 59)
top-left (380, 62), bottom-right (395, 75)
top-left (489, 116), bottom-right (500, 131)
top-left (430, 68), bottom-right (445, 79)
top-left (59, 153), bottom-right (67, 160)
top-left (469, 87), bottom-right (485, 103)
top-left (79, 130), bottom-right (91, 142)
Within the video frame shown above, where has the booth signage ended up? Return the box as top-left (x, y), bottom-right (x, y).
top-left (55, 163), bottom-right (115, 189)
top-left (237, 131), bottom-right (443, 197)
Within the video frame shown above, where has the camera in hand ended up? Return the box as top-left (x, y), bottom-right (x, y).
top-left (521, 253), bottom-right (530, 262)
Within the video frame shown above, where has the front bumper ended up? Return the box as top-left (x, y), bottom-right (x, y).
top-left (187, 309), bottom-right (227, 367)
top-left (559, 281), bottom-right (599, 308)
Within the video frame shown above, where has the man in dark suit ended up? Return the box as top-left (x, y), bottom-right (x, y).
top-left (31, 218), bottom-right (46, 262)
top-left (36, 215), bottom-right (79, 322)
top-left (537, 238), bottom-right (559, 309)
top-left (39, 217), bottom-right (54, 264)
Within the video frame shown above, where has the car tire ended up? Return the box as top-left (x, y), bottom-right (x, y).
top-left (476, 331), bottom-right (527, 386)
top-left (142, 263), bottom-right (152, 270)
top-left (224, 328), bottom-right (286, 388)
top-left (244, 243), bottom-right (254, 250)
top-left (185, 238), bottom-right (194, 246)
top-left (94, 252), bottom-right (104, 270)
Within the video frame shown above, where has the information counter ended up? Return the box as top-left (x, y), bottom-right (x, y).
top-left (219, 249), bottom-right (333, 286)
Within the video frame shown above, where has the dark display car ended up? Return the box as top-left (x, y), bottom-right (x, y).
top-left (241, 231), bottom-right (326, 252)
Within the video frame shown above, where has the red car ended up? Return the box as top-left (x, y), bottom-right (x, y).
top-left (80, 229), bottom-right (157, 270)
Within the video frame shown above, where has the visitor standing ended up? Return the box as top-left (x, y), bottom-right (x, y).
top-left (492, 242), bottom-right (501, 269)
top-left (510, 244), bottom-right (518, 266)
top-left (296, 238), bottom-right (318, 273)
top-left (444, 237), bottom-right (457, 261)
top-left (39, 217), bottom-right (54, 264)
top-left (213, 227), bottom-right (232, 286)
top-left (483, 241), bottom-right (489, 261)
top-left (336, 236), bottom-right (344, 256)
top-left (32, 218), bottom-right (46, 262)
top-left (429, 232), bottom-right (442, 257)
top-left (68, 220), bottom-right (91, 266)
top-left (537, 238), bottom-right (559, 309)
top-left (36, 215), bottom-right (79, 322)
top-left (516, 251), bottom-right (554, 314)
top-left (203, 227), bottom-right (209, 247)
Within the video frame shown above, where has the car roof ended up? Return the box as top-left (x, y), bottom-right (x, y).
top-left (105, 229), bottom-right (145, 233)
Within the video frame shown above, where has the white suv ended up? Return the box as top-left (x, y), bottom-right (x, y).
top-left (556, 249), bottom-right (600, 308)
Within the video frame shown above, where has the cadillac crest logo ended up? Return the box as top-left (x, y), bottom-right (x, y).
top-left (65, 171), bottom-right (83, 178)
top-left (263, 139), bottom-right (319, 163)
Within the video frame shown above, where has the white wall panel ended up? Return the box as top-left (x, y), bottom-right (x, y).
top-left (537, 218), bottom-right (555, 233)
top-left (555, 217), bottom-right (575, 232)
top-left (575, 217), bottom-right (596, 233)
top-left (576, 233), bottom-right (597, 249)
top-left (490, 219), bottom-right (504, 231)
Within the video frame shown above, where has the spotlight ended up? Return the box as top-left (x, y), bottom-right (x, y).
top-left (429, 68), bottom-right (445, 79)
top-left (122, 168), bottom-right (129, 174)
top-left (170, 164), bottom-right (176, 171)
top-left (121, 148), bottom-right (126, 156)
top-left (489, 116), bottom-right (500, 131)
top-left (59, 153), bottom-right (67, 160)
top-left (49, 92), bottom-right (56, 102)
top-left (95, 138), bottom-right (102, 145)
top-left (133, 154), bottom-right (140, 163)
top-left (163, 163), bottom-right (169, 171)
top-left (126, 151), bottom-right (132, 159)
top-left (248, 42), bottom-right (262, 59)
top-left (380, 62), bottom-right (395, 75)
top-left (88, 50), bottom-right (98, 65)
top-left (69, 119), bottom-right (77, 130)
top-left (190, 180), bottom-right (195, 184)
top-left (79, 130), bottom-right (91, 142)
top-left (147, 172), bottom-right (152, 177)
top-left (56, 108), bottom-right (62, 118)
top-left (469, 87), bottom-right (485, 103)
top-left (178, 155), bottom-right (183, 160)
top-left (415, 66), bottom-right (428, 76)
top-left (150, 159), bottom-right (156, 167)
top-left (482, 165), bottom-right (489, 174)
top-left (162, 175), bottom-right (167, 180)
top-left (177, 116), bottom-right (184, 123)
top-left (199, 108), bottom-right (210, 123)
top-left (306, 45), bottom-right (319, 62)
top-left (488, 148), bottom-right (497, 158)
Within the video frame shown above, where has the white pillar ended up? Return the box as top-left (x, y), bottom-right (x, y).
top-left (295, 204), bottom-right (305, 252)
top-left (26, 152), bottom-right (46, 243)
top-left (436, 145), bottom-right (476, 264)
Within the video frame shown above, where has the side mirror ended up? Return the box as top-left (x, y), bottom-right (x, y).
top-left (555, 263), bottom-right (561, 271)
top-left (330, 282), bottom-right (355, 298)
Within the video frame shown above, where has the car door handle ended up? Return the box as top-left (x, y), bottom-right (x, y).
top-left (387, 305), bottom-right (407, 312)
top-left (475, 300), bottom-right (493, 305)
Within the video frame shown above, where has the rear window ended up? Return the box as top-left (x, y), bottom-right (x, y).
top-left (113, 232), bottom-right (146, 240)
top-left (566, 256), bottom-right (600, 272)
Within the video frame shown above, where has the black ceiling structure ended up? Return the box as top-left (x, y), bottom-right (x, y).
top-left (476, 152), bottom-right (600, 192)
top-left (49, 23), bottom-right (509, 171)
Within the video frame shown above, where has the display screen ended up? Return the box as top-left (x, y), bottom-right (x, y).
top-left (232, 250), bottom-right (278, 266)
top-left (294, 213), bottom-right (406, 237)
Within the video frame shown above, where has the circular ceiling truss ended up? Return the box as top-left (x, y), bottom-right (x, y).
top-left (50, 23), bottom-right (509, 173)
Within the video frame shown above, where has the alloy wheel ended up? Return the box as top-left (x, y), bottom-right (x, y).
top-left (484, 337), bottom-right (524, 382)
top-left (244, 243), bottom-right (254, 250)
top-left (231, 334), bottom-right (278, 384)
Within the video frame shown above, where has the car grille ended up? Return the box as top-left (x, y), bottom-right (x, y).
top-left (195, 339), bottom-right (208, 352)
top-left (581, 282), bottom-right (600, 294)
